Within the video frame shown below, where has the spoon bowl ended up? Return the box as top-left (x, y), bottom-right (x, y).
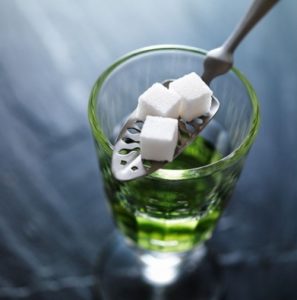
top-left (111, 81), bottom-right (219, 181)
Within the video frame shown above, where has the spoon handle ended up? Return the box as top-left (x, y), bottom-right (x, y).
top-left (202, 0), bottom-right (280, 84)
top-left (224, 0), bottom-right (280, 53)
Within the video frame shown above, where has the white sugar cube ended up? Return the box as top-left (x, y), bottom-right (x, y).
top-left (140, 116), bottom-right (178, 162)
top-left (136, 83), bottom-right (182, 120)
top-left (169, 72), bottom-right (212, 121)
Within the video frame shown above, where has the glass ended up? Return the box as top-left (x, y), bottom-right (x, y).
top-left (89, 45), bottom-right (260, 299)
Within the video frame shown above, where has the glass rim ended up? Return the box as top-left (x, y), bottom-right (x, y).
top-left (88, 44), bottom-right (260, 180)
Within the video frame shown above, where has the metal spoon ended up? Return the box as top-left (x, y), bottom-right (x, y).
top-left (112, 0), bottom-right (280, 181)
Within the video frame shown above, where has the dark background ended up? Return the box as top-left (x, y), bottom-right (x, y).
top-left (0, 0), bottom-right (297, 299)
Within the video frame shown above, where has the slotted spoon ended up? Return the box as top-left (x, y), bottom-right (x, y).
top-left (112, 0), bottom-right (279, 181)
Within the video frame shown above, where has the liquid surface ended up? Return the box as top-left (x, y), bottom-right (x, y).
top-left (164, 135), bottom-right (222, 170)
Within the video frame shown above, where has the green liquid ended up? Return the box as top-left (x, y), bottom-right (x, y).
top-left (100, 134), bottom-right (234, 253)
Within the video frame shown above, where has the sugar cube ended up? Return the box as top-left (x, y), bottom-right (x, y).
top-left (136, 83), bottom-right (182, 120)
top-left (140, 116), bottom-right (178, 162)
top-left (169, 72), bottom-right (212, 121)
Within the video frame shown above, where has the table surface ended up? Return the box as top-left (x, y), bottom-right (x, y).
top-left (1, 0), bottom-right (297, 299)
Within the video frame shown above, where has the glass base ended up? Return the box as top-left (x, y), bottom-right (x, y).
top-left (92, 231), bottom-right (222, 300)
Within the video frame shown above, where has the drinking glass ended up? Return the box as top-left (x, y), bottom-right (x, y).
top-left (89, 45), bottom-right (260, 299)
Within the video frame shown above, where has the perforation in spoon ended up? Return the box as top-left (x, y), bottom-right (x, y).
top-left (122, 137), bottom-right (138, 144)
top-left (120, 160), bottom-right (127, 165)
top-left (118, 149), bottom-right (129, 155)
top-left (194, 118), bottom-right (204, 126)
top-left (124, 130), bottom-right (140, 142)
top-left (118, 147), bottom-right (140, 155)
top-left (135, 120), bottom-right (144, 129)
top-left (127, 127), bottom-right (141, 134)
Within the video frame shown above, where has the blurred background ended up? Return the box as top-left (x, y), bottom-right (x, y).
top-left (0, 0), bottom-right (296, 299)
